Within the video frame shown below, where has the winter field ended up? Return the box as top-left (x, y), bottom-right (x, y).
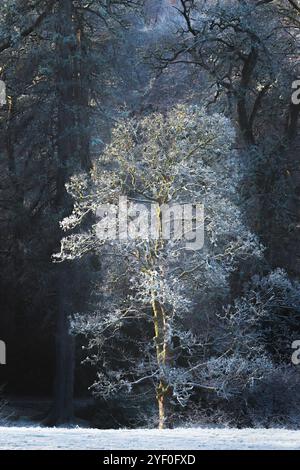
top-left (0, 426), bottom-right (300, 450)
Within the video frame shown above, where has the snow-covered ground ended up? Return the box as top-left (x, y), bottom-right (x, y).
top-left (0, 426), bottom-right (300, 450)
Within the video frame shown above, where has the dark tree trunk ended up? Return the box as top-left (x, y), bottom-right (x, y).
top-left (45, 0), bottom-right (77, 426)
top-left (74, 24), bottom-right (92, 172)
top-left (45, 0), bottom-right (93, 426)
top-left (46, 266), bottom-right (75, 426)
top-left (287, 101), bottom-right (300, 142)
top-left (237, 47), bottom-right (258, 145)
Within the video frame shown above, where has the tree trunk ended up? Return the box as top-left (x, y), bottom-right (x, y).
top-left (46, 0), bottom-right (93, 426)
top-left (74, 24), bottom-right (92, 171)
top-left (45, 0), bottom-right (76, 426)
top-left (152, 298), bottom-right (172, 429)
top-left (46, 266), bottom-right (75, 426)
top-left (236, 47), bottom-right (258, 145)
top-left (157, 382), bottom-right (168, 430)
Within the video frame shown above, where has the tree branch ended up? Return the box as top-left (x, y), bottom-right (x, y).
top-left (0, 0), bottom-right (57, 54)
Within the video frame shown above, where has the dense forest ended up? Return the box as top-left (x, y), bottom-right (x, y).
top-left (0, 0), bottom-right (300, 430)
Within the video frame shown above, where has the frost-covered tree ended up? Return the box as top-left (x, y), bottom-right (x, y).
top-left (194, 268), bottom-right (300, 427)
top-left (56, 104), bottom-right (262, 428)
top-left (225, 268), bottom-right (300, 363)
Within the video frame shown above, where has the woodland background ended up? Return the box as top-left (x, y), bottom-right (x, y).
top-left (0, 0), bottom-right (300, 429)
